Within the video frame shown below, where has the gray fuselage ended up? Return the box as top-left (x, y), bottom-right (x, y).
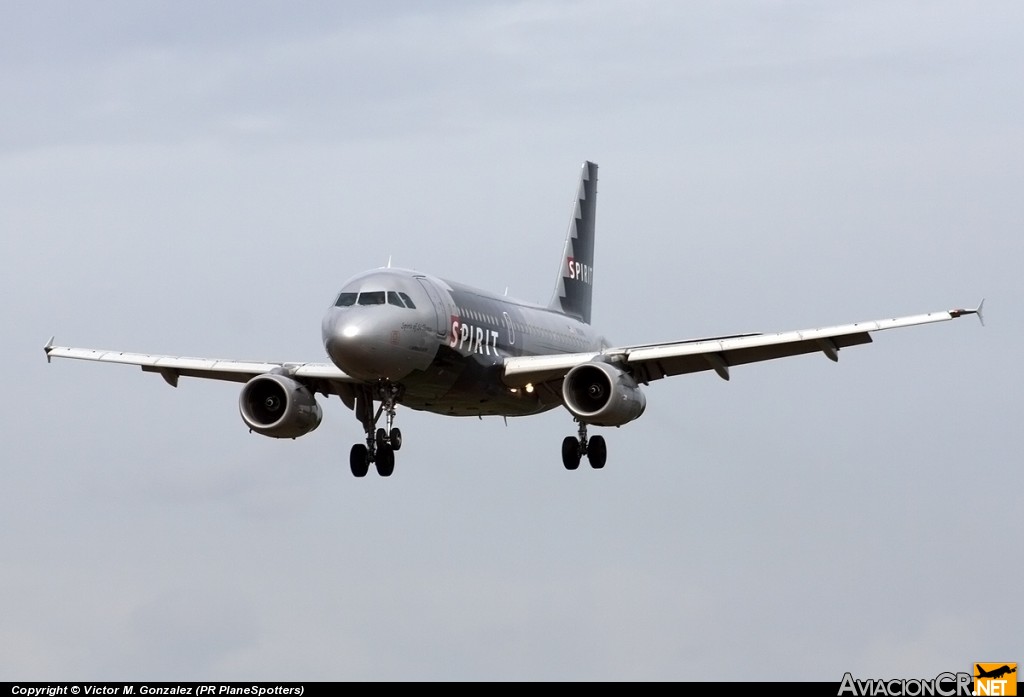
top-left (321, 268), bottom-right (608, 416)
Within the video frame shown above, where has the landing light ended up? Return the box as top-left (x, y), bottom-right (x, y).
top-left (342, 325), bottom-right (360, 338)
top-left (525, 383), bottom-right (534, 393)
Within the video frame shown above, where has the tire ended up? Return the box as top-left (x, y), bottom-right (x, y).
top-left (561, 436), bottom-right (581, 471)
top-left (588, 435), bottom-right (607, 469)
top-left (375, 428), bottom-right (387, 448)
top-left (350, 444), bottom-right (370, 477)
top-left (390, 427), bottom-right (403, 451)
top-left (376, 444), bottom-right (395, 477)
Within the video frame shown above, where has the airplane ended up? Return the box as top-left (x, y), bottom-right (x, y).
top-left (44, 161), bottom-right (983, 477)
top-left (975, 665), bottom-right (1017, 680)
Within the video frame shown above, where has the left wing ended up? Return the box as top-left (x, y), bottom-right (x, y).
top-left (43, 340), bottom-right (354, 393)
top-left (502, 304), bottom-right (983, 387)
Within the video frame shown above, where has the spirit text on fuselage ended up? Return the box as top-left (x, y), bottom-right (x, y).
top-left (450, 317), bottom-right (500, 356)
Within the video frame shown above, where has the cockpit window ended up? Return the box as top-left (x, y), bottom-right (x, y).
top-left (336, 290), bottom-right (416, 309)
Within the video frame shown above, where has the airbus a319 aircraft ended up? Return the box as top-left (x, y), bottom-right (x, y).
top-left (45, 162), bottom-right (982, 477)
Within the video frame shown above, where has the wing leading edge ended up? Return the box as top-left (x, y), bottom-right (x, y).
top-left (43, 341), bottom-right (353, 392)
top-left (502, 305), bottom-right (984, 388)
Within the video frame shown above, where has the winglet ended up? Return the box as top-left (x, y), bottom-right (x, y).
top-left (44, 336), bottom-right (55, 363)
top-left (950, 299), bottom-right (985, 326)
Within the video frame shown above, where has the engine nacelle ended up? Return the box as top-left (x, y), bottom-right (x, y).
top-left (239, 374), bottom-right (322, 439)
top-left (562, 360), bottom-right (646, 427)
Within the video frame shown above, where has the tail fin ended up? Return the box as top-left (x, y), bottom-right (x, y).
top-left (549, 161), bottom-right (598, 324)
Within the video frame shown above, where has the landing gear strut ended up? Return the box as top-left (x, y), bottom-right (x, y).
top-left (349, 381), bottom-right (404, 477)
top-left (561, 420), bottom-right (607, 470)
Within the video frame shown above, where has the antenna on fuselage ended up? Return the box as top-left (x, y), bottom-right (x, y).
top-left (386, 255), bottom-right (392, 269)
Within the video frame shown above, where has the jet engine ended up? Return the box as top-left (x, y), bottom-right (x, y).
top-left (239, 374), bottom-right (322, 439)
top-left (561, 360), bottom-right (646, 427)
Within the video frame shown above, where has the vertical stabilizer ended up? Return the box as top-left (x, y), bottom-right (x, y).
top-left (549, 161), bottom-right (598, 324)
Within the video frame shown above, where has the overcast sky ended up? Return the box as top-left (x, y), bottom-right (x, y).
top-left (2, 0), bottom-right (1021, 681)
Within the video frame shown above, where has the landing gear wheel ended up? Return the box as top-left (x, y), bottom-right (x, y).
top-left (561, 436), bottom-right (581, 470)
top-left (587, 435), bottom-right (607, 469)
top-left (351, 381), bottom-right (405, 477)
top-left (376, 444), bottom-right (395, 477)
top-left (350, 444), bottom-right (370, 478)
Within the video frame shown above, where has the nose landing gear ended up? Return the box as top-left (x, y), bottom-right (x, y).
top-left (561, 420), bottom-right (607, 470)
top-left (349, 381), bottom-right (404, 477)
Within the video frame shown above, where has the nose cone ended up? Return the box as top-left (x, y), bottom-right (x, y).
top-left (322, 308), bottom-right (411, 381)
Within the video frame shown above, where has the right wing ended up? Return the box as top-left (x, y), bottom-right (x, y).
top-left (503, 304), bottom-right (984, 388)
top-left (43, 340), bottom-right (356, 395)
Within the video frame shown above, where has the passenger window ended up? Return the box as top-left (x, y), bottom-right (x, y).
top-left (398, 292), bottom-right (416, 309)
top-left (387, 292), bottom-right (405, 308)
top-left (335, 292), bottom-right (357, 307)
top-left (358, 291), bottom-right (386, 305)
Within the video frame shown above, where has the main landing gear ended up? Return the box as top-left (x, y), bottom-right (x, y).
top-left (561, 420), bottom-right (607, 470)
top-left (349, 381), bottom-right (404, 478)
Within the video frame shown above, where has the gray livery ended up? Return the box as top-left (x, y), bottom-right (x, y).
top-left (315, 162), bottom-right (621, 473)
top-left (321, 161), bottom-right (606, 418)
